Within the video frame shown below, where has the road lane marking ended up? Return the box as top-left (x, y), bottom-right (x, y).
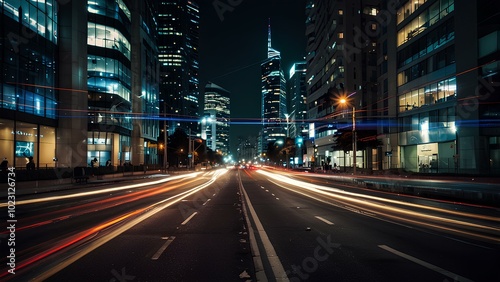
top-left (152, 236), bottom-right (176, 260)
top-left (30, 171), bottom-right (230, 281)
top-left (239, 175), bottom-right (289, 281)
top-left (203, 198), bottom-right (211, 206)
top-left (315, 216), bottom-right (334, 225)
top-left (378, 245), bottom-right (473, 282)
top-left (181, 212), bottom-right (198, 225)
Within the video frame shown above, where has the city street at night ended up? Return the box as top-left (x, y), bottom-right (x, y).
top-left (1, 167), bottom-right (499, 281)
top-left (1, 0), bottom-right (500, 281)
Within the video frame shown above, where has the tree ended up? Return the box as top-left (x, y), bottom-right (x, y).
top-left (266, 141), bottom-right (281, 164)
top-left (332, 130), bottom-right (380, 152)
top-left (280, 137), bottom-right (296, 168)
top-left (168, 128), bottom-right (188, 167)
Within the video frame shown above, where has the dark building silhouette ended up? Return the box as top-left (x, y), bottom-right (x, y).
top-left (157, 0), bottom-right (200, 138)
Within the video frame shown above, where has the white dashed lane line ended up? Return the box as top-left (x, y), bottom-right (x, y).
top-left (151, 236), bottom-right (176, 260)
top-left (315, 216), bottom-right (335, 225)
top-left (378, 245), bottom-right (473, 282)
top-left (181, 212), bottom-right (198, 225)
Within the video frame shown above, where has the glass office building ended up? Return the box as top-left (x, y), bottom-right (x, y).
top-left (0, 0), bottom-right (58, 168)
top-left (260, 22), bottom-right (287, 155)
top-left (86, 0), bottom-right (133, 166)
top-left (393, 0), bottom-right (500, 174)
top-left (1, 0), bottom-right (160, 170)
top-left (202, 82), bottom-right (230, 156)
top-left (157, 0), bottom-right (200, 137)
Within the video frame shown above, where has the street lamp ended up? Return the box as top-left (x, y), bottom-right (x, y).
top-left (163, 126), bottom-right (167, 172)
top-left (340, 98), bottom-right (357, 175)
top-left (163, 104), bottom-right (168, 172)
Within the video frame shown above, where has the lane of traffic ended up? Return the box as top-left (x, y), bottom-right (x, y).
top-left (240, 169), bottom-right (499, 281)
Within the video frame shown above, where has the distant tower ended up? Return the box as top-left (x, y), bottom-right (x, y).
top-left (289, 62), bottom-right (308, 139)
top-left (203, 82), bottom-right (231, 156)
top-left (260, 19), bottom-right (287, 155)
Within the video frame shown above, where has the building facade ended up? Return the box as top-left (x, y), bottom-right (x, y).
top-left (305, 0), bottom-right (380, 170)
top-left (260, 21), bottom-right (287, 155)
top-left (202, 82), bottom-right (230, 156)
top-left (0, 0), bottom-right (160, 170)
top-left (389, 0), bottom-right (499, 174)
top-left (288, 62), bottom-right (308, 166)
top-left (237, 136), bottom-right (258, 164)
top-left (157, 0), bottom-right (200, 138)
top-left (130, 0), bottom-right (160, 166)
top-left (1, 0), bottom-right (60, 169)
top-left (87, 0), bottom-right (133, 167)
top-left (305, 0), bottom-right (499, 174)
top-left (87, 0), bottom-right (159, 167)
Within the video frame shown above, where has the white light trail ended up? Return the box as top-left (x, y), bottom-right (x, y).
top-left (2, 172), bottom-right (201, 207)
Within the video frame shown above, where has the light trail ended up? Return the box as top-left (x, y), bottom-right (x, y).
top-left (0, 169), bottom-right (228, 280)
top-left (0, 172), bottom-right (200, 207)
top-left (257, 170), bottom-right (500, 243)
top-left (10, 176), bottom-right (203, 233)
top-left (258, 170), bottom-right (500, 222)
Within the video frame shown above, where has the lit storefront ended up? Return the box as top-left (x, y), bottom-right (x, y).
top-left (0, 119), bottom-right (56, 168)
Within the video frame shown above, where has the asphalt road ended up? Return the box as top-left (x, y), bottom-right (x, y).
top-left (239, 168), bottom-right (500, 281)
top-left (1, 168), bottom-right (499, 281)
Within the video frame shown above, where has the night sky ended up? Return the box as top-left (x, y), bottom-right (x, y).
top-left (197, 0), bottom-right (307, 155)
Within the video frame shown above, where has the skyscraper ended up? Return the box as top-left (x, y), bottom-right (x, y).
top-left (0, 0), bottom-right (160, 169)
top-left (289, 62), bottom-right (308, 166)
top-left (87, 0), bottom-right (132, 167)
top-left (305, 0), bottom-right (379, 170)
top-left (202, 82), bottom-right (231, 156)
top-left (288, 62), bottom-right (308, 139)
top-left (130, 0), bottom-right (160, 165)
top-left (157, 0), bottom-right (200, 137)
top-left (0, 0), bottom-right (60, 168)
top-left (87, 0), bottom-right (159, 166)
top-left (305, 0), bottom-right (499, 175)
top-left (385, 0), bottom-right (500, 174)
top-left (260, 20), bottom-right (287, 155)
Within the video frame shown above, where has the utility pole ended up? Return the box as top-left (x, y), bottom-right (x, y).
top-left (163, 103), bottom-right (167, 172)
top-left (188, 128), bottom-right (192, 169)
top-left (352, 106), bottom-right (357, 175)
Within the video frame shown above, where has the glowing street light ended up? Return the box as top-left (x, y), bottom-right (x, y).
top-left (339, 98), bottom-right (357, 175)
